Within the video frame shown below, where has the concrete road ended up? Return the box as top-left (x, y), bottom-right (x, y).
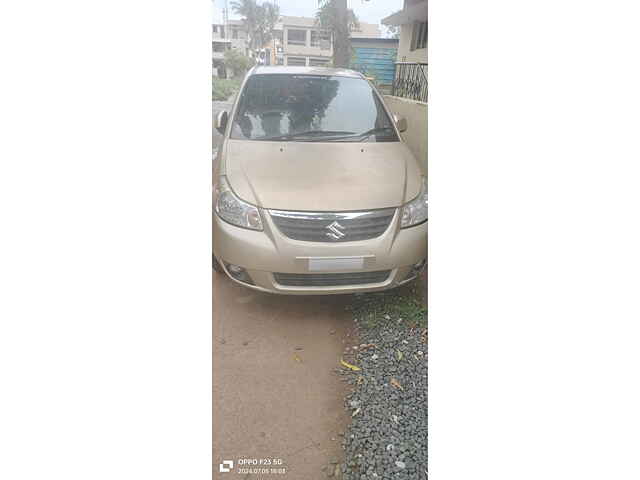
top-left (214, 98), bottom-right (350, 478)
top-left (213, 273), bottom-right (351, 478)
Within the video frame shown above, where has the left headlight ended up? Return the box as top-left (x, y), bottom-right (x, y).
top-left (400, 177), bottom-right (428, 228)
top-left (214, 176), bottom-right (263, 231)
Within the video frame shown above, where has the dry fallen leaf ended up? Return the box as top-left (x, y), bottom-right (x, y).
top-left (340, 358), bottom-right (361, 371)
top-left (396, 350), bottom-right (403, 361)
top-left (352, 408), bottom-right (361, 417)
top-left (390, 377), bottom-right (404, 391)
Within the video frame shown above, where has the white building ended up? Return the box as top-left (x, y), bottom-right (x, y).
top-left (350, 21), bottom-right (383, 39)
top-left (280, 15), bottom-right (381, 67)
top-left (212, 19), bottom-right (250, 58)
top-left (212, 20), bottom-right (251, 77)
top-left (213, 14), bottom-right (383, 69)
top-left (382, 0), bottom-right (427, 63)
top-left (280, 16), bottom-right (332, 67)
top-left (381, 0), bottom-right (428, 171)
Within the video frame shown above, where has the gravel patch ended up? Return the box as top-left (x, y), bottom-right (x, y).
top-left (335, 286), bottom-right (427, 479)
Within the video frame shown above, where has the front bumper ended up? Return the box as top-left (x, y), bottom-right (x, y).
top-left (213, 209), bottom-right (427, 295)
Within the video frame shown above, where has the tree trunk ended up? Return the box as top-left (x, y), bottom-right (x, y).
top-left (333, 0), bottom-right (351, 68)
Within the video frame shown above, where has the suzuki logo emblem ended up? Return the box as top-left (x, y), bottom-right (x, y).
top-left (326, 221), bottom-right (346, 240)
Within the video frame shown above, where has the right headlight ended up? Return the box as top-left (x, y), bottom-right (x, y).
top-left (400, 177), bottom-right (428, 228)
top-left (214, 176), bottom-right (263, 231)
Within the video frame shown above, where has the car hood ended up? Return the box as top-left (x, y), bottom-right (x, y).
top-left (223, 140), bottom-right (423, 212)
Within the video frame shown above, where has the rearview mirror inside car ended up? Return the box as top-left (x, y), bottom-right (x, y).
top-left (394, 114), bottom-right (408, 133)
top-left (214, 111), bottom-right (228, 135)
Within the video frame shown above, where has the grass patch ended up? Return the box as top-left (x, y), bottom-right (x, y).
top-left (212, 77), bottom-right (242, 101)
top-left (348, 281), bottom-right (427, 330)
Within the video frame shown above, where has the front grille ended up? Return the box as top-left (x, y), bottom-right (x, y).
top-left (274, 270), bottom-right (391, 287)
top-left (269, 208), bottom-right (395, 242)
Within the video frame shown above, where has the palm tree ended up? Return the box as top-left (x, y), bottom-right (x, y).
top-left (231, 0), bottom-right (258, 50)
top-left (316, 0), bottom-right (359, 68)
top-left (255, 2), bottom-right (280, 50)
top-left (231, 0), bottom-right (279, 53)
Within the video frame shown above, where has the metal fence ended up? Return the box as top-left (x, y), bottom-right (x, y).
top-left (391, 62), bottom-right (428, 103)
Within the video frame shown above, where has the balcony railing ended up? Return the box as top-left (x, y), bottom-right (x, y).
top-left (391, 62), bottom-right (428, 103)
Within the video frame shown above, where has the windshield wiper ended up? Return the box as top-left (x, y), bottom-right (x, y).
top-left (353, 126), bottom-right (396, 139)
top-left (318, 126), bottom-right (397, 142)
top-left (255, 130), bottom-right (356, 141)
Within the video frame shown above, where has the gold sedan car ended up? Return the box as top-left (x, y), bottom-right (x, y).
top-left (213, 66), bottom-right (426, 294)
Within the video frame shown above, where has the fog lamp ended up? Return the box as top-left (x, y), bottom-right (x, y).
top-left (227, 264), bottom-right (243, 274)
top-left (224, 262), bottom-right (254, 285)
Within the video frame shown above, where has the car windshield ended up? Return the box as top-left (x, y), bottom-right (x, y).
top-left (230, 74), bottom-right (399, 142)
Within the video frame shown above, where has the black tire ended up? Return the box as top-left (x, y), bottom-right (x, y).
top-left (213, 254), bottom-right (224, 273)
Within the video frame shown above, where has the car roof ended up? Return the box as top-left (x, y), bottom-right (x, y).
top-left (249, 66), bottom-right (365, 78)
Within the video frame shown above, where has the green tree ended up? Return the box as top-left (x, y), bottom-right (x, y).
top-left (315, 0), bottom-right (359, 68)
top-left (223, 48), bottom-right (253, 77)
top-left (231, 0), bottom-right (280, 52)
top-left (254, 2), bottom-right (280, 50)
top-left (231, 0), bottom-right (259, 50)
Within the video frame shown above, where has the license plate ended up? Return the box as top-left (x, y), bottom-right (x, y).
top-left (308, 257), bottom-right (365, 272)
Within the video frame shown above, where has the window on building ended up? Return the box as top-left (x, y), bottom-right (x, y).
top-left (310, 30), bottom-right (330, 47)
top-left (213, 25), bottom-right (218, 33)
top-left (310, 30), bottom-right (319, 47)
top-left (287, 29), bottom-right (307, 46)
top-left (287, 56), bottom-right (307, 66)
top-left (220, 26), bottom-right (225, 38)
top-left (419, 22), bottom-right (428, 48)
top-left (213, 43), bottom-right (227, 53)
top-left (232, 29), bottom-right (239, 39)
top-left (411, 21), bottom-right (427, 51)
top-left (309, 57), bottom-right (330, 67)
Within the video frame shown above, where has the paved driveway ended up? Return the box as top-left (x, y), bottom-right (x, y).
top-left (213, 274), bottom-right (351, 478)
top-left (213, 99), bottom-right (350, 478)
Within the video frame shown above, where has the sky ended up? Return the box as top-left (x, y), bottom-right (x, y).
top-left (211, 0), bottom-right (403, 34)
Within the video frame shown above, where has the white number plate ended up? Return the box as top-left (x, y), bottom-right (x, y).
top-left (308, 257), bottom-right (365, 272)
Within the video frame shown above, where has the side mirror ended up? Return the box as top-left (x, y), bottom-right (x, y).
top-left (214, 110), bottom-right (228, 135)
top-left (393, 114), bottom-right (408, 133)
